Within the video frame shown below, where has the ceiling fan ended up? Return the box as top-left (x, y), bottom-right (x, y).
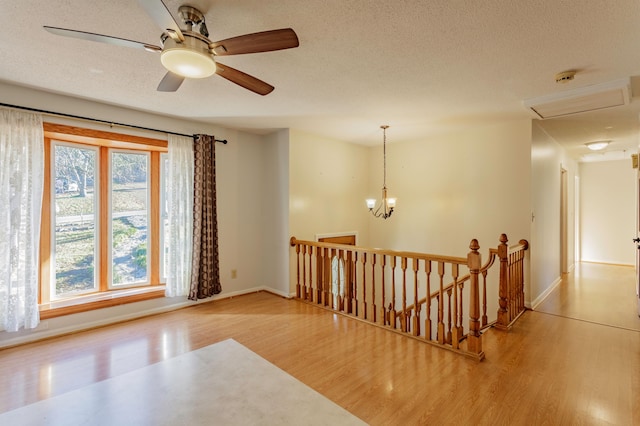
top-left (44, 0), bottom-right (299, 95)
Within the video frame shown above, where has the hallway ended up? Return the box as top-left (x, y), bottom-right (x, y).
top-left (534, 262), bottom-right (640, 331)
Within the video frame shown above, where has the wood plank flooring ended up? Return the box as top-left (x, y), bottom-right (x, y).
top-left (1, 263), bottom-right (639, 425)
top-left (535, 262), bottom-right (639, 331)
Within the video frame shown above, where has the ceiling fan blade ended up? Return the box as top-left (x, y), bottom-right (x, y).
top-left (44, 26), bottom-right (161, 52)
top-left (157, 72), bottom-right (185, 92)
top-left (136, 0), bottom-right (184, 41)
top-left (210, 28), bottom-right (299, 56)
top-left (215, 63), bottom-right (274, 95)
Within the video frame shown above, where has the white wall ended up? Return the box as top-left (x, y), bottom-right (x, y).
top-left (0, 83), bottom-right (275, 347)
top-left (579, 160), bottom-right (636, 265)
top-left (262, 130), bottom-right (291, 296)
top-left (368, 120), bottom-right (532, 262)
top-left (216, 129), bottom-right (277, 294)
top-left (530, 122), bottom-right (578, 307)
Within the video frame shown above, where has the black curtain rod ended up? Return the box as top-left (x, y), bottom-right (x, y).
top-left (0, 102), bottom-right (228, 144)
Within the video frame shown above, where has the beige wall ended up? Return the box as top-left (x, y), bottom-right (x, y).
top-left (287, 121), bottom-right (535, 303)
top-left (367, 120), bottom-right (532, 262)
top-left (579, 160), bottom-right (636, 265)
top-left (288, 128), bottom-right (372, 245)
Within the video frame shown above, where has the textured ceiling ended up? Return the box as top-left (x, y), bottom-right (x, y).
top-left (2, 0), bottom-right (640, 160)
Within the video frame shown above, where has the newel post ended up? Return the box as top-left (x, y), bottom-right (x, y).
top-left (467, 239), bottom-right (484, 358)
top-left (495, 234), bottom-right (510, 330)
top-left (290, 237), bottom-right (301, 298)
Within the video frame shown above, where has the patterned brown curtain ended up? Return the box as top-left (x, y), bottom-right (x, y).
top-left (189, 134), bottom-right (221, 300)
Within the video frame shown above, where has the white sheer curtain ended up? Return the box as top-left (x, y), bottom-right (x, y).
top-left (165, 134), bottom-right (194, 297)
top-left (0, 108), bottom-right (43, 332)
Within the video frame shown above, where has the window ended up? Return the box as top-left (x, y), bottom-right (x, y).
top-left (110, 150), bottom-right (150, 287)
top-left (52, 142), bottom-right (98, 298)
top-left (40, 123), bottom-right (168, 315)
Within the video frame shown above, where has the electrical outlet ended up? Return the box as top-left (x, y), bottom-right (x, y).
top-left (231, 269), bottom-right (237, 279)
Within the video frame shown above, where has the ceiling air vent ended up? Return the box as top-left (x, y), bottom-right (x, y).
top-left (523, 78), bottom-right (631, 119)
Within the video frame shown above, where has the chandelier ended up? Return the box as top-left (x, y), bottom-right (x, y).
top-left (366, 125), bottom-right (396, 219)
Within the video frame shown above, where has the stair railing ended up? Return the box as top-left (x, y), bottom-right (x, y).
top-left (290, 234), bottom-right (528, 360)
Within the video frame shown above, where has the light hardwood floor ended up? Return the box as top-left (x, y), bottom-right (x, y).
top-left (1, 263), bottom-right (639, 425)
top-left (535, 262), bottom-right (639, 331)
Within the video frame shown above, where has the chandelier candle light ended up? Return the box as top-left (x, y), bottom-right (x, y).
top-left (366, 125), bottom-right (396, 219)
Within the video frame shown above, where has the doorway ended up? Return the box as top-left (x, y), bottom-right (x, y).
top-left (318, 235), bottom-right (356, 245)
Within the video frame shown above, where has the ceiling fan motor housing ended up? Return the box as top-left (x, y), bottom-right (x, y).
top-left (160, 32), bottom-right (216, 78)
top-left (178, 6), bottom-right (208, 37)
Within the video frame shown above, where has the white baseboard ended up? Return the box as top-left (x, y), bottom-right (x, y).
top-left (530, 276), bottom-right (562, 310)
top-left (580, 259), bottom-right (634, 267)
top-left (254, 286), bottom-right (292, 299)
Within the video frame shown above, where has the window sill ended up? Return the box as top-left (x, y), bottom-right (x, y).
top-left (39, 286), bottom-right (166, 320)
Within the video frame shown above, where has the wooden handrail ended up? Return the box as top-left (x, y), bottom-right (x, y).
top-left (290, 237), bottom-right (468, 265)
top-left (401, 249), bottom-right (499, 314)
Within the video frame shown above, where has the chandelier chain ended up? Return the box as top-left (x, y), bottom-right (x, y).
top-left (382, 125), bottom-right (388, 189)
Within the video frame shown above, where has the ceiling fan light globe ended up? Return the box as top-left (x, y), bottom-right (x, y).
top-left (160, 48), bottom-right (216, 78)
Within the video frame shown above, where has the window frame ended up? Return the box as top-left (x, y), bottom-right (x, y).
top-left (40, 123), bottom-right (168, 318)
